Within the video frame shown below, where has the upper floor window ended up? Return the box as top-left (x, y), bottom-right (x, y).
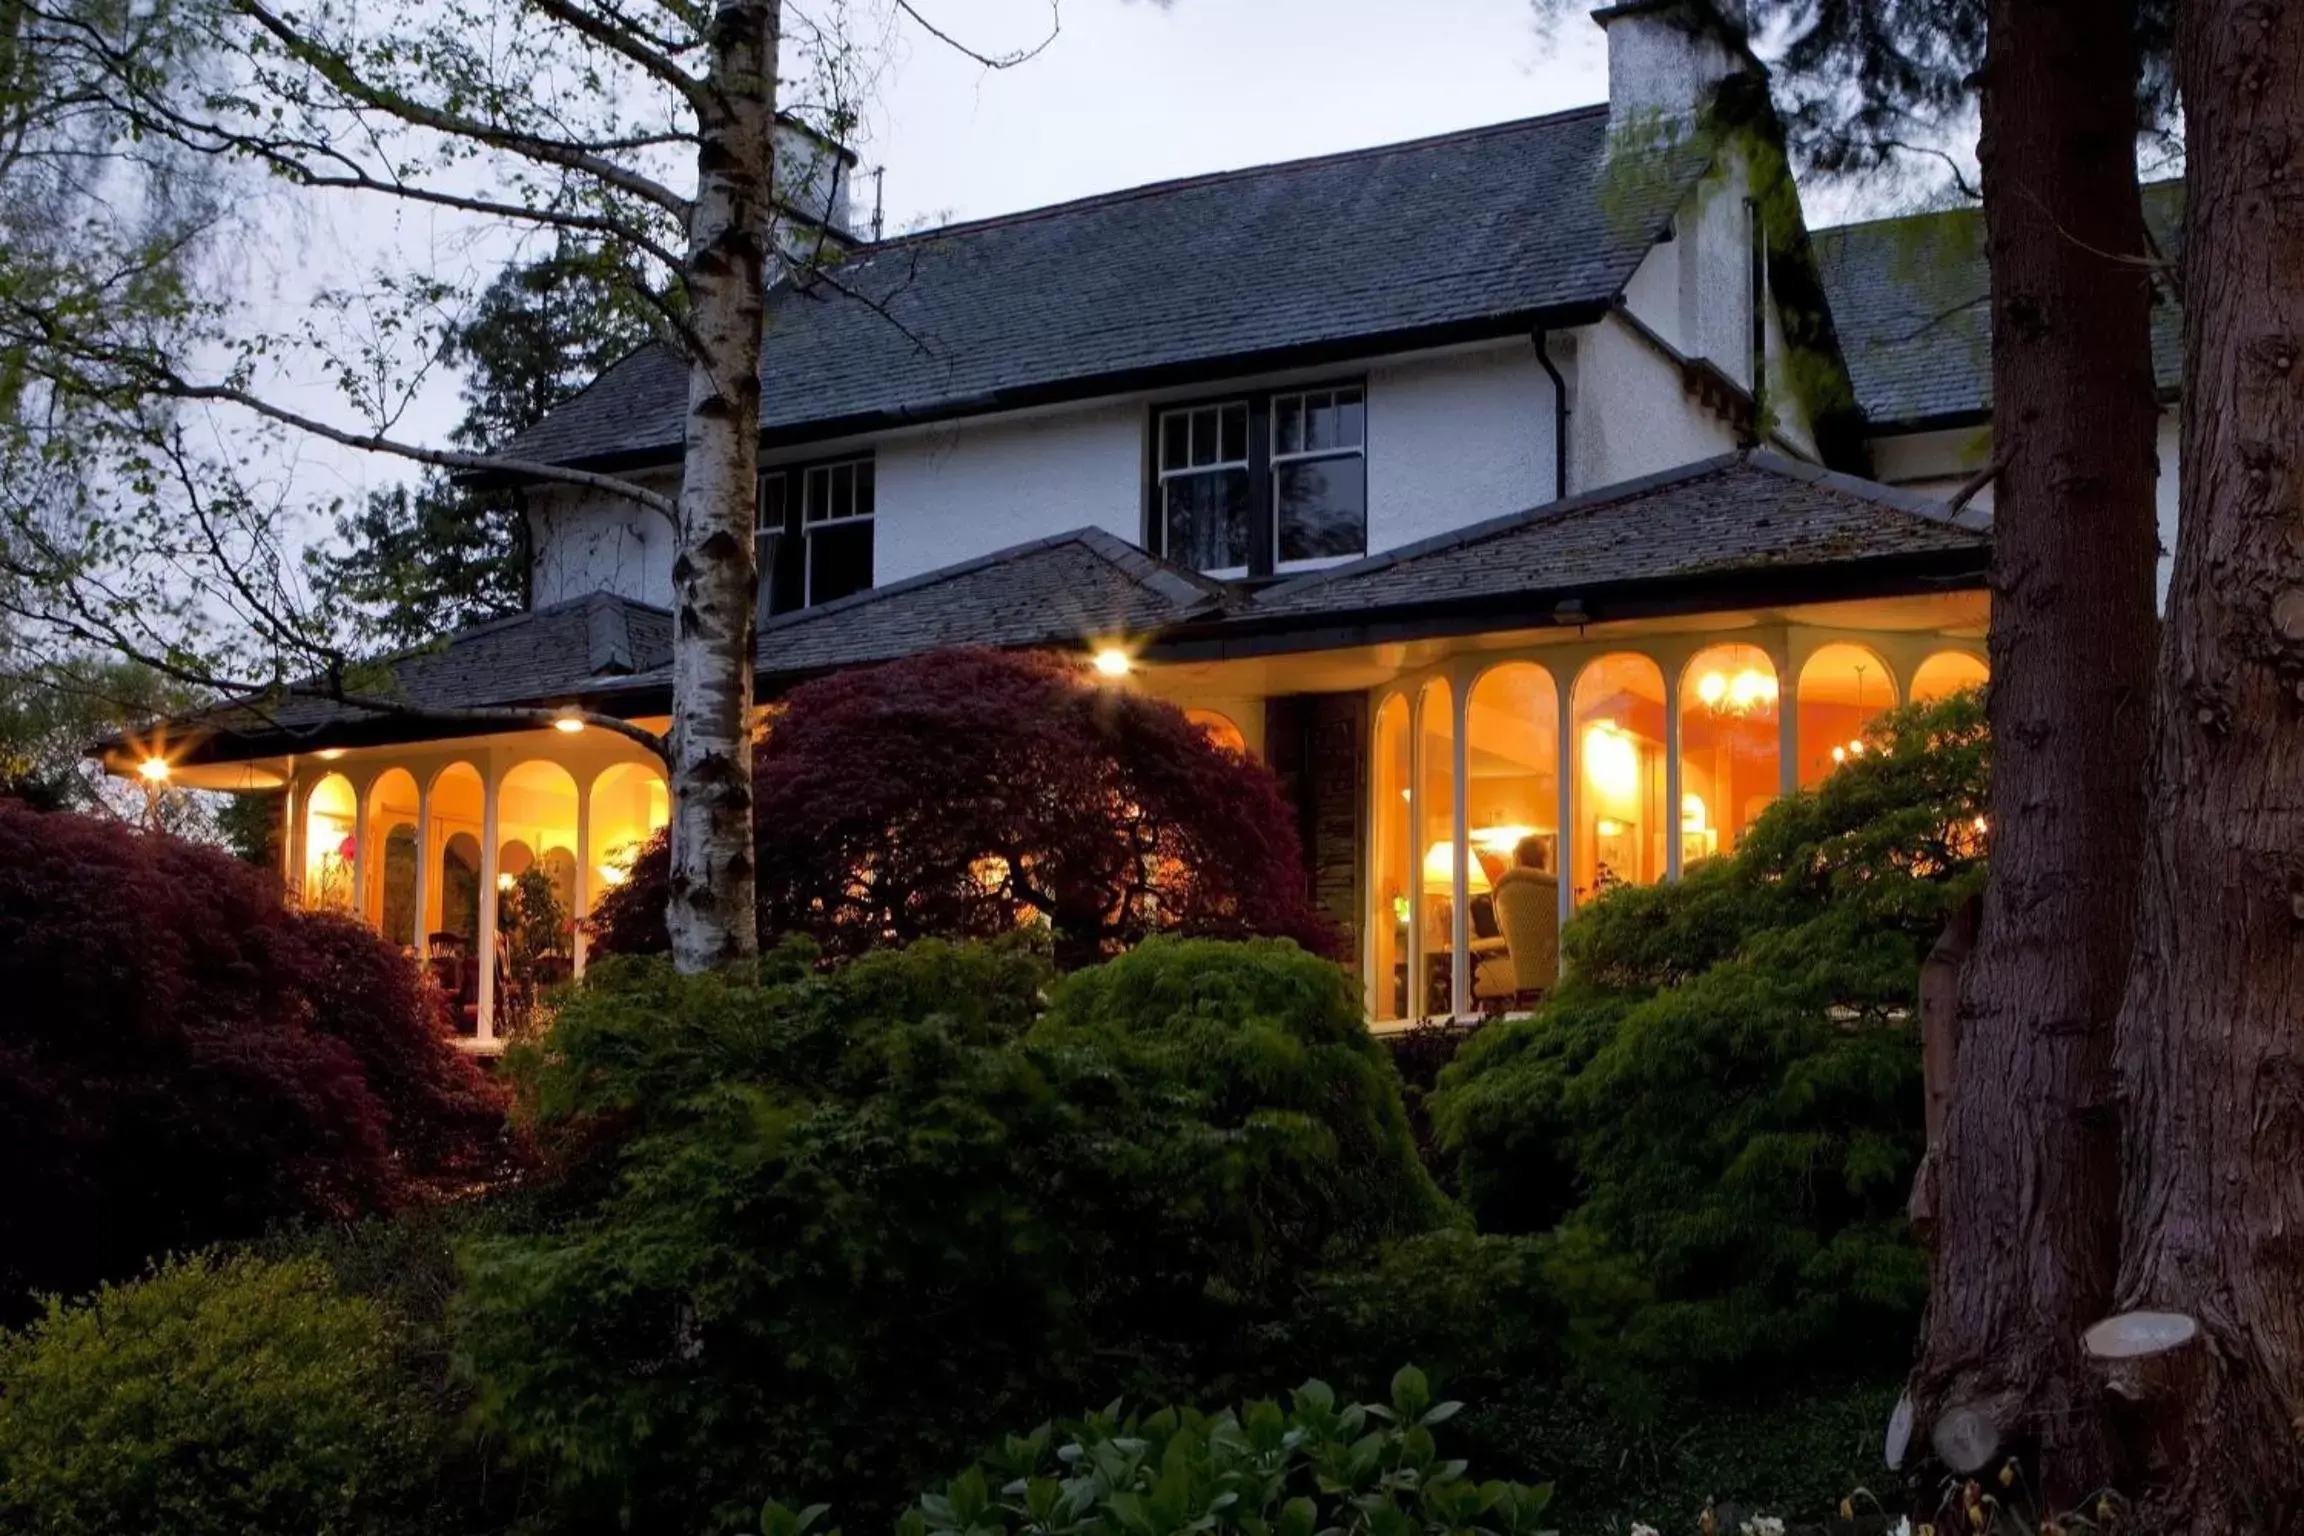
top-left (1153, 381), bottom-right (1366, 576)
top-left (759, 454), bottom-right (874, 615)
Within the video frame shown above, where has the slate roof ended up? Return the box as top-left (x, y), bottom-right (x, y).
top-left (151, 592), bottom-right (672, 758)
top-left (500, 106), bottom-right (1704, 469)
top-left (735, 526), bottom-right (1230, 686)
top-left (1813, 181), bottom-right (2184, 429)
top-left (1237, 452), bottom-right (1987, 623)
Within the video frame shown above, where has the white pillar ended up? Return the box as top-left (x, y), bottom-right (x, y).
top-left (1449, 677), bottom-right (1470, 1019)
top-left (411, 779), bottom-right (433, 961)
top-left (280, 775), bottom-right (301, 894)
top-left (1777, 645), bottom-right (1800, 798)
top-left (573, 773), bottom-right (593, 978)
top-left (1406, 688), bottom-right (1425, 1023)
top-left (350, 787), bottom-right (371, 925)
top-left (477, 765), bottom-right (500, 1043)
top-left (1663, 660), bottom-right (1684, 882)
top-left (1555, 666), bottom-right (1576, 936)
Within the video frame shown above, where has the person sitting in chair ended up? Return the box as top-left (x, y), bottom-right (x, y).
top-left (1472, 835), bottom-right (1559, 1009)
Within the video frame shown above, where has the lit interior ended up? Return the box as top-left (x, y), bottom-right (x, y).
top-left (1911, 649), bottom-right (1990, 702)
top-left (301, 774), bottom-right (358, 911)
top-left (1572, 654), bottom-right (1666, 900)
top-left (1679, 643), bottom-right (1779, 857)
top-left (1796, 643), bottom-right (1897, 787)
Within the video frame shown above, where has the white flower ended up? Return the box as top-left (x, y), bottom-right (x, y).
top-left (1892, 1521), bottom-right (1913, 1536)
top-left (1628, 1525), bottom-right (1660, 1536)
top-left (1739, 1519), bottom-right (1785, 1536)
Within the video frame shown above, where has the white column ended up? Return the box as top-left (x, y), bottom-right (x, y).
top-left (1663, 660), bottom-right (1685, 882)
top-left (477, 764), bottom-right (500, 1043)
top-left (411, 779), bottom-right (433, 961)
top-left (1777, 644), bottom-right (1800, 798)
top-left (349, 786), bottom-right (371, 925)
top-left (280, 775), bottom-right (300, 894)
top-left (1554, 666), bottom-right (1576, 936)
top-left (1449, 676), bottom-right (1470, 1019)
top-left (1406, 687), bottom-right (1425, 1023)
top-left (573, 773), bottom-right (593, 978)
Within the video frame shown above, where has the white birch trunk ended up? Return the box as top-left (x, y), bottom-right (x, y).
top-left (666, 0), bottom-right (778, 970)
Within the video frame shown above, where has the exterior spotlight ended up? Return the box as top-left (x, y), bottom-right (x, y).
top-left (317, 748), bottom-right (345, 761)
top-left (138, 757), bottom-right (172, 783)
top-left (1091, 646), bottom-right (1132, 679)
top-left (554, 710), bottom-right (585, 734)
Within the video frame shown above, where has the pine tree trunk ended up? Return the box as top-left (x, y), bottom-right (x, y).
top-left (1908, 0), bottom-right (2161, 1504)
top-left (2107, 2), bottom-right (2304, 1526)
top-left (665, 0), bottom-right (777, 971)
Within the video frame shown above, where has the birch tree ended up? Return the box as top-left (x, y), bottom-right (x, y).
top-left (5, 0), bottom-right (1054, 971)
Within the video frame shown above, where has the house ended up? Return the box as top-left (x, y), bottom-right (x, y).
top-left (112, 1), bottom-right (2181, 1042)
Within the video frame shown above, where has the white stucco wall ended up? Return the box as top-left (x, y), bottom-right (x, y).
top-left (527, 339), bottom-right (1572, 606)
top-left (1866, 409), bottom-right (2184, 604)
top-left (527, 471), bottom-right (680, 608)
top-left (1364, 341), bottom-right (1560, 548)
top-left (1619, 162), bottom-right (1755, 392)
top-left (868, 400), bottom-right (1146, 584)
top-left (1571, 312), bottom-right (1741, 491)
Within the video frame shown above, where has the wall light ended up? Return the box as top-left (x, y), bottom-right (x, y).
top-left (554, 710), bottom-right (586, 734)
top-left (1091, 646), bottom-right (1132, 679)
top-left (317, 748), bottom-right (345, 761)
top-left (1583, 722), bottom-right (1639, 800)
top-left (138, 757), bottom-right (172, 783)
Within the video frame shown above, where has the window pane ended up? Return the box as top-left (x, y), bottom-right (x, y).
top-left (1309, 394), bottom-right (1335, 452)
top-left (1190, 408), bottom-right (1213, 468)
top-left (1276, 456), bottom-right (1367, 562)
top-left (828, 462), bottom-right (854, 520)
top-left (1372, 696), bottom-right (1412, 1023)
top-left (1466, 663), bottom-right (1561, 1001)
top-left (757, 473), bottom-right (788, 533)
top-left (1570, 654), bottom-right (1667, 902)
top-left (762, 529), bottom-right (804, 615)
top-left (1275, 396), bottom-right (1301, 455)
top-left (809, 520), bottom-right (872, 605)
top-left (1161, 411), bottom-right (1189, 471)
top-left (1416, 679), bottom-right (1455, 1019)
top-left (854, 459), bottom-right (876, 516)
top-left (801, 466), bottom-right (826, 522)
top-left (1337, 389), bottom-right (1365, 447)
top-left (1220, 403), bottom-right (1248, 463)
top-left (1164, 468), bottom-right (1253, 571)
top-left (1795, 643), bottom-right (1895, 788)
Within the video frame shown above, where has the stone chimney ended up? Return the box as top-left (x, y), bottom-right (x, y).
top-left (772, 115), bottom-right (863, 266)
top-left (1593, 0), bottom-right (1749, 129)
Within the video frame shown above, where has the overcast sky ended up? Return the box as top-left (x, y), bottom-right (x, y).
top-left (857, 0), bottom-right (1610, 233)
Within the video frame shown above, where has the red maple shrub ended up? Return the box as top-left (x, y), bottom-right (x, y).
top-left (0, 800), bottom-right (512, 1319)
top-left (591, 647), bottom-right (1335, 969)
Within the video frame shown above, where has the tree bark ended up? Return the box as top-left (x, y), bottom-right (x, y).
top-left (665, 0), bottom-right (777, 971)
top-left (1908, 0), bottom-right (2161, 1506)
top-left (2109, 1), bottom-right (2304, 1526)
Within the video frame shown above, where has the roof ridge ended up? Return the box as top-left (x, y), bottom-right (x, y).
top-left (854, 105), bottom-right (1611, 254)
top-left (1815, 172), bottom-right (2186, 242)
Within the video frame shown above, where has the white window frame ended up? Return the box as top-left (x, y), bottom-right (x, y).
top-left (797, 455), bottom-right (875, 609)
top-left (1267, 384), bottom-right (1367, 572)
top-left (1153, 400), bottom-right (1253, 578)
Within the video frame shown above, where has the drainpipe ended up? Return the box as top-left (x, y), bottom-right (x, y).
top-left (1745, 196), bottom-right (1767, 450)
top-left (1533, 328), bottom-right (1570, 501)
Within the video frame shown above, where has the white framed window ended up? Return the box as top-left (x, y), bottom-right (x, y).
top-left (758, 454), bottom-right (874, 614)
top-left (1151, 381), bottom-right (1366, 577)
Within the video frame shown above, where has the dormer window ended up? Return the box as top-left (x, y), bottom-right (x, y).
top-left (1152, 381), bottom-right (1366, 576)
top-left (759, 454), bottom-right (875, 615)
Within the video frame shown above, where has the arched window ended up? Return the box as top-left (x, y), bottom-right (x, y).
top-left (1795, 644), bottom-right (1897, 787)
top-left (1570, 655), bottom-right (1666, 902)
top-left (1184, 708), bottom-right (1248, 757)
top-left (1465, 663), bottom-right (1561, 1001)
top-left (590, 762), bottom-right (670, 908)
top-left (1679, 644), bottom-right (1781, 856)
top-left (1911, 650), bottom-right (1989, 702)
top-left (366, 768), bottom-right (420, 939)
top-left (1370, 695), bottom-right (1412, 1023)
top-left (429, 764), bottom-right (486, 950)
top-left (1414, 678), bottom-right (1456, 1018)
top-left (499, 760), bottom-right (579, 951)
top-left (302, 774), bottom-right (357, 911)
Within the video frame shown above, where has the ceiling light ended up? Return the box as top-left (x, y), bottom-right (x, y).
top-left (317, 748), bottom-right (345, 761)
top-left (554, 710), bottom-right (585, 734)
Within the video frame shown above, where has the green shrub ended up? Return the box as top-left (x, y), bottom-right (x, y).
top-left (0, 1251), bottom-right (433, 1536)
top-left (457, 936), bottom-right (1449, 1534)
top-left (1428, 694), bottom-right (1987, 1399)
top-left (776, 1367), bottom-right (1551, 1536)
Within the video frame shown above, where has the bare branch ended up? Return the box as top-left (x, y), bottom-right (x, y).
top-left (894, 0), bottom-right (1059, 69)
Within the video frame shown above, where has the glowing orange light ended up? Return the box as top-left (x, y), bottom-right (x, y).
top-left (1091, 646), bottom-right (1131, 678)
top-left (554, 712), bottom-right (585, 734)
top-left (137, 757), bottom-right (171, 783)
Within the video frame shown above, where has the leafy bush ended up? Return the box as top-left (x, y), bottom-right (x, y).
top-left (590, 647), bottom-right (1334, 968)
top-left (456, 936), bottom-right (1447, 1533)
top-left (1428, 694), bottom-right (1987, 1397)
top-left (0, 1251), bottom-right (434, 1536)
top-left (0, 803), bottom-right (513, 1320)
top-left (782, 1368), bottom-right (1552, 1536)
